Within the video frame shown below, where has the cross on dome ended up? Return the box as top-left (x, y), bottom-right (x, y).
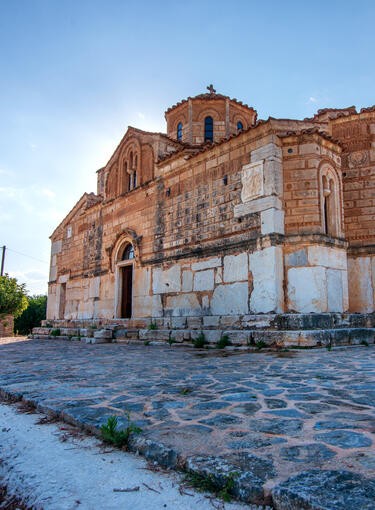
top-left (206, 84), bottom-right (216, 94)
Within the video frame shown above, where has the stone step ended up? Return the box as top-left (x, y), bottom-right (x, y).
top-left (39, 313), bottom-right (375, 332)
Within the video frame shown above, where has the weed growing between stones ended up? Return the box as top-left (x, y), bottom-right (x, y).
top-left (50, 328), bottom-right (60, 337)
top-left (67, 334), bottom-right (73, 340)
top-left (326, 344), bottom-right (332, 351)
top-left (256, 340), bottom-right (266, 350)
top-left (168, 337), bottom-right (175, 345)
top-left (100, 412), bottom-right (141, 449)
top-left (183, 470), bottom-right (239, 502)
top-left (148, 322), bottom-right (157, 331)
top-left (193, 332), bottom-right (206, 348)
top-left (361, 339), bottom-right (369, 346)
top-left (144, 340), bottom-right (150, 346)
top-left (180, 387), bottom-right (191, 395)
top-left (216, 335), bottom-right (232, 349)
top-left (45, 322), bottom-right (53, 328)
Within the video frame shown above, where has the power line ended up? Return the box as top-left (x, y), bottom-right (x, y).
top-left (3, 247), bottom-right (49, 265)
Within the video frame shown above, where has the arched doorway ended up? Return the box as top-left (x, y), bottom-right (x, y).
top-left (116, 243), bottom-right (135, 318)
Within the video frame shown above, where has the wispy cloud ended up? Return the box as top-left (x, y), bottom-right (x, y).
top-left (308, 96), bottom-right (317, 103)
top-left (137, 112), bottom-right (145, 120)
top-left (41, 188), bottom-right (55, 199)
top-left (28, 142), bottom-right (37, 151)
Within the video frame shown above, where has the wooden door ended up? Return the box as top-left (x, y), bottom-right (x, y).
top-left (121, 265), bottom-right (133, 318)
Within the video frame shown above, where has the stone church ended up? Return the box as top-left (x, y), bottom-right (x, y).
top-left (44, 86), bottom-right (375, 345)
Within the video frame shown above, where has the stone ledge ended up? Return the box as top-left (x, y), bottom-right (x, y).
top-left (234, 195), bottom-right (283, 218)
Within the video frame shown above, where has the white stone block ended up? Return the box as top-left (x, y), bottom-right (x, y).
top-left (93, 329), bottom-right (112, 339)
top-left (234, 195), bottom-right (282, 218)
top-left (342, 270), bottom-right (349, 312)
top-left (263, 157), bottom-right (283, 197)
top-left (51, 240), bottom-right (62, 255)
top-left (348, 256), bottom-right (374, 313)
top-left (133, 295), bottom-right (163, 317)
top-left (152, 265), bottom-right (181, 294)
top-left (223, 253), bottom-right (248, 282)
top-left (327, 269), bottom-right (343, 312)
top-left (249, 246), bottom-right (284, 313)
top-left (194, 269), bottom-right (214, 291)
top-left (215, 267), bottom-right (223, 284)
top-left (288, 266), bottom-right (327, 313)
top-left (261, 208), bottom-right (284, 235)
top-left (307, 246), bottom-right (347, 270)
top-left (88, 276), bottom-right (100, 299)
top-left (165, 293), bottom-right (201, 316)
top-left (250, 142), bottom-right (282, 163)
top-left (49, 265), bottom-right (57, 282)
top-left (182, 270), bottom-right (193, 292)
top-left (191, 257), bottom-right (221, 271)
top-left (210, 282), bottom-right (249, 315)
top-left (133, 267), bottom-right (151, 297)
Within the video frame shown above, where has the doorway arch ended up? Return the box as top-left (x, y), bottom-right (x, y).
top-left (115, 241), bottom-right (135, 318)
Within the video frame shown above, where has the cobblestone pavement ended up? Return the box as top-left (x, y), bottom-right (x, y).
top-left (1, 337), bottom-right (375, 503)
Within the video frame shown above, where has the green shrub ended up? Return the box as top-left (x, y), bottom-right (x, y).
top-left (168, 336), bottom-right (175, 345)
top-left (0, 274), bottom-right (28, 327)
top-left (100, 413), bottom-right (141, 449)
top-left (216, 335), bottom-right (232, 349)
top-left (148, 321), bottom-right (157, 330)
top-left (361, 339), bottom-right (369, 347)
top-left (51, 328), bottom-right (61, 337)
top-left (193, 331), bottom-right (206, 348)
top-left (256, 340), bottom-right (267, 350)
top-left (14, 294), bottom-right (47, 335)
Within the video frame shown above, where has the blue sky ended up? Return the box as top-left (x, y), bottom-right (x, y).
top-left (0, 0), bottom-right (374, 295)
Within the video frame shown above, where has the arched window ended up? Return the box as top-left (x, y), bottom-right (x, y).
top-left (122, 244), bottom-right (134, 260)
top-left (237, 121), bottom-right (243, 132)
top-left (133, 171), bottom-right (137, 189)
top-left (204, 116), bottom-right (213, 142)
top-left (129, 151), bottom-right (133, 169)
top-left (177, 122), bottom-right (183, 140)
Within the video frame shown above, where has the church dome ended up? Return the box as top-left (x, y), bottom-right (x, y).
top-left (165, 85), bottom-right (257, 145)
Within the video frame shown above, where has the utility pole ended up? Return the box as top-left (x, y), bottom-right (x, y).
top-left (1, 245), bottom-right (5, 276)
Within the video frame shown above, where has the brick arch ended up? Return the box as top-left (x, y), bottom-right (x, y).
top-left (107, 228), bottom-right (142, 273)
top-left (197, 108), bottom-right (221, 122)
top-left (171, 113), bottom-right (188, 134)
top-left (232, 113), bottom-right (248, 130)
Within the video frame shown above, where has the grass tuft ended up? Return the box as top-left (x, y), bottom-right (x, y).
top-left (100, 412), bottom-right (141, 449)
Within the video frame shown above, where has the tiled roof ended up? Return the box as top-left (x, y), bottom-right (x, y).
top-left (165, 92), bottom-right (256, 115)
top-left (278, 127), bottom-right (344, 147)
top-left (360, 105), bottom-right (375, 113)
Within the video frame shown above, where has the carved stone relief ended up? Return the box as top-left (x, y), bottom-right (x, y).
top-left (240, 161), bottom-right (264, 203)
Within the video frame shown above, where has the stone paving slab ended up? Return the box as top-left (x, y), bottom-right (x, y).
top-left (1, 337), bottom-right (375, 508)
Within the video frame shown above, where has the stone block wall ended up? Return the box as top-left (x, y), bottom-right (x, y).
top-left (0, 315), bottom-right (14, 337)
top-left (285, 244), bottom-right (348, 313)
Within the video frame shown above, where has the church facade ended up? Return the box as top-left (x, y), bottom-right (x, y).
top-left (46, 87), bottom-right (375, 325)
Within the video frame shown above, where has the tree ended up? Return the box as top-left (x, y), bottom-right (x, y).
top-left (0, 274), bottom-right (28, 319)
top-left (15, 294), bottom-right (47, 335)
